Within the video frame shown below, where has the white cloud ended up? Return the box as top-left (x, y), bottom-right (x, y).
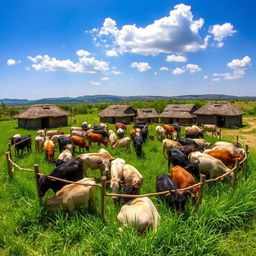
top-left (111, 70), bottom-right (121, 75)
top-left (203, 75), bottom-right (208, 80)
top-left (166, 54), bottom-right (187, 62)
top-left (172, 67), bottom-right (186, 75)
top-left (186, 63), bottom-right (201, 73)
top-left (159, 67), bottom-right (169, 71)
top-left (212, 56), bottom-right (251, 81)
top-left (130, 62), bottom-right (151, 72)
top-left (212, 77), bottom-right (220, 82)
top-left (90, 80), bottom-right (102, 86)
top-left (101, 77), bottom-right (110, 81)
top-left (7, 59), bottom-right (20, 66)
top-left (93, 4), bottom-right (209, 56)
top-left (209, 23), bottom-right (236, 47)
top-left (27, 50), bottom-right (109, 74)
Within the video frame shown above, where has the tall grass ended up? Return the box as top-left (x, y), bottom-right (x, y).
top-left (0, 116), bottom-right (256, 255)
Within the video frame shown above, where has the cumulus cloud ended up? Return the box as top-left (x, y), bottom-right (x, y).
top-left (209, 23), bottom-right (236, 47)
top-left (166, 54), bottom-right (187, 62)
top-left (101, 77), bottom-right (110, 81)
top-left (172, 67), bottom-right (186, 75)
top-left (27, 50), bottom-right (109, 73)
top-left (7, 59), bottom-right (20, 66)
top-left (172, 63), bottom-right (202, 75)
top-left (92, 4), bottom-right (209, 56)
top-left (130, 62), bottom-right (151, 72)
top-left (212, 56), bottom-right (251, 81)
top-left (159, 67), bottom-right (169, 71)
top-left (90, 80), bottom-right (102, 86)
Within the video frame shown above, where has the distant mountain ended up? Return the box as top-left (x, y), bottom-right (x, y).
top-left (0, 94), bottom-right (253, 105)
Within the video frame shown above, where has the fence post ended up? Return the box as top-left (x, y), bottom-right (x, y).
top-left (8, 143), bottom-right (12, 160)
top-left (5, 152), bottom-right (13, 179)
top-left (34, 164), bottom-right (42, 206)
top-left (100, 176), bottom-right (107, 220)
top-left (195, 174), bottom-right (206, 210)
top-left (232, 159), bottom-right (239, 187)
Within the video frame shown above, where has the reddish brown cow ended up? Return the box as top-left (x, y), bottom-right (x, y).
top-left (204, 149), bottom-right (244, 167)
top-left (170, 166), bottom-right (199, 198)
top-left (86, 133), bottom-right (108, 147)
top-left (44, 139), bottom-right (55, 161)
top-left (115, 123), bottom-right (127, 131)
top-left (163, 125), bottom-right (176, 138)
top-left (69, 135), bottom-right (89, 152)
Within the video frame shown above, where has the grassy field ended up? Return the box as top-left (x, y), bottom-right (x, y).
top-left (0, 114), bottom-right (256, 256)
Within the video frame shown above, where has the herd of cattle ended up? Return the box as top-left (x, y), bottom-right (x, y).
top-left (9, 122), bottom-right (245, 234)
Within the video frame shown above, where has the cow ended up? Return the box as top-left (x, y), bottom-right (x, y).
top-left (132, 134), bottom-right (143, 157)
top-left (141, 127), bottom-right (148, 142)
top-left (38, 158), bottom-right (84, 197)
top-left (71, 130), bottom-right (86, 138)
top-left (115, 122), bottom-right (127, 131)
top-left (46, 177), bottom-right (96, 213)
top-left (44, 139), bottom-right (55, 161)
top-left (203, 124), bottom-right (220, 137)
top-left (108, 130), bottom-right (117, 145)
top-left (46, 130), bottom-right (64, 139)
top-left (191, 138), bottom-right (211, 148)
top-left (179, 144), bottom-right (204, 156)
top-left (188, 152), bottom-right (234, 185)
top-left (172, 123), bottom-right (181, 137)
top-left (122, 164), bottom-right (143, 187)
top-left (156, 174), bottom-right (190, 214)
top-left (58, 136), bottom-right (74, 152)
top-left (112, 137), bottom-right (131, 151)
top-left (212, 142), bottom-right (245, 155)
top-left (55, 147), bottom-right (73, 166)
top-left (37, 129), bottom-right (46, 137)
top-left (155, 125), bottom-right (166, 140)
top-left (130, 128), bottom-right (141, 138)
top-left (51, 134), bottom-right (64, 144)
top-left (69, 135), bottom-right (89, 152)
top-left (10, 135), bottom-right (32, 156)
top-left (117, 128), bottom-right (125, 139)
top-left (118, 183), bottom-right (141, 205)
top-left (35, 135), bottom-right (45, 152)
top-left (86, 132), bottom-right (107, 147)
top-left (185, 131), bottom-right (203, 139)
top-left (162, 139), bottom-right (182, 158)
top-left (163, 125), bottom-right (176, 139)
top-left (178, 138), bottom-right (199, 147)
top-left (92, 129), bottom-right (109, 139)
top-left (167, 148), bottom-right (199, 177)
top-left (81, 121), bottom-right (88, 130)
top-left (117, 197), bottom-right (160, 234)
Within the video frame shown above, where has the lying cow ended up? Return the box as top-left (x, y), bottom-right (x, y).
top-left (46, 177), bottom-right (96, 213)
top-left (117, 197), bottom-right (160, 234)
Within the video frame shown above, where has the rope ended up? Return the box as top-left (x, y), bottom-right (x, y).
top-left (7, 153), bottom-right (34, 173)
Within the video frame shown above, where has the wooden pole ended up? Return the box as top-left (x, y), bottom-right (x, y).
top-left (5, 152), bottom-right (13, 179)
top-left (232, 159), bottom-right (239, 187)
top-left (100, 176), bottom-right (106, 220)
top-left (34, 164), bottom-right (42, 206)
top-left (8, 143), bottom-right (12, 160)
top-left (195, 174), bottom-right (206, 210)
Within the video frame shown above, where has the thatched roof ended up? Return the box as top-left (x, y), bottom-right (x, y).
top-left (14, 104), bottom-right (69, 119)
top-left (99, 105), bottom-right (136, 117)
top-left (160, 104), bottom-right (196, 119)
top-left (194, 101), bottom-right (244, 116)
top-left (136, 108), bottom-right (159, 119)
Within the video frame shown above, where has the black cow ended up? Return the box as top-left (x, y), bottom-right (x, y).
top-left (10, 135), bottom-right (32, 156)
top-left (37, 158), bottom-right (84, 197)
top-left (185, 131), bottom-right (203, 139)
top-left (134, 121), bottom-right (146, 129)
top-left (58, 136), bottom-right (74, 152)
top-left (141, 127), bottom-right (148, 142)
top-left (92, 129), bottom-right (109, 139)
top-left (172, 123), bottom-right (181, 137)
top-left (167, 148), bottom-right (199, 177)
top-left (179, 138), bottom-right (199, 147)
top-left (132, 134), bottom-right (143, 157)
top-left (119, 184), bottom-right (141, 204)
top-left (81, 122), bottom-right (88, 130)
top-left (180, 144), bottom-right (204, 156)
top-left (156, 174), bottom-right (190, 214)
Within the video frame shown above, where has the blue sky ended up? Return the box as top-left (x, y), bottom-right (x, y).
top-left (0, 0), bottom-right (255, 99)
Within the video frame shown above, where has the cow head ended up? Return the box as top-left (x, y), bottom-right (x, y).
top-left (173, 191), bottom-right (190, 214)
top-left (38, 176), bottom-right (52, 197)
top-left (110, 179), bottom-right (121, 199)
top-left (46, 195), bottom-right (62, 211)
top-left (119, 184), bottom-right (140, 204)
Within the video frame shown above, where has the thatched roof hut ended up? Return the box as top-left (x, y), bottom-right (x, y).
top-left (159, 104), bottom-right (197, 125)
top-left (136, 108), bottom-right (159, 123)
top-left (194, 101), bottom-right (244, 128)
top-left (14, 104), bottom-right (69, 129)
top-left (99, 105), bottom-right (136, 124)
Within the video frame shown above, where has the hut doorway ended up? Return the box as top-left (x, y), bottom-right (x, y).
top-left (41, 117), bottom-right (49, 128)
top-left (217, 116), bottom-right (225, 127)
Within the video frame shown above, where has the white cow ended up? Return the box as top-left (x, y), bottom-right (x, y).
top-left (155, 126), bottom-right (166, 140)
top-left (37, 129), bottom-right (46, 137)
top-left (117, 197), bottom-right (160, 234)
top-left (109, 130), bottom-right (117, 145)
top-left (191, 138), bottom-right (211, 148)
top-left (58, 148), bottom-right (73, 162)
top-left (213, 141), bottom-right (245, 155)
top-left (203, 124), bottom-right (220, 137)
top-left (46, 178), bottom-right (96, 213)
top-left (35, 135), bottom-right (45, 152)
top-left (112, 137), bottom-right (131, 151)
top-left (122, 164), bottom-right (143, 186)
top-left (162, 139), bottom-right (182, 157)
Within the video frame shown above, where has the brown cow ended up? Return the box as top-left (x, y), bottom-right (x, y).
top-left (69, 135), bottom-right (89, 152)
top-left (115, 122), bottom-right (127, 131)
top-left (86, 132), bottom-right (108, 147)
top-left (44, 139), bottom-right (55, 161)
top-left (163, 125), bottom-right (176, 139)
top-left (129, 128), bottom-right (141, 138)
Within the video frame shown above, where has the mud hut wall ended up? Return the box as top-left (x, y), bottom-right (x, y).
top-left (18, 119), bottom-right (41, 129)
top-left (196, 115), bottom-right (217, 126)
top-left (49, 116), bottom-right (68, 128)
top-left (225, 115), bottom-right (242, 128)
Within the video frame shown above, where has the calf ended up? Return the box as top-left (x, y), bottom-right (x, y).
top-left (10, 135), bottom-right (32, 156)
top-left (112, 137), bottom-right (131, 151)
top-left (86, 132), bottom-right (107, 147)
top-left (132, 134), bottom-right (143, 157)
top-left (69, 135), bottom-right (89, 152)
top-left (38, 158), bottom-right (84, 197)
top-left (44, 139), bottom-right (55, 161)
top-left (46, 177), bottom-right (96, 213)
top-left (117, 197), bottom-right (160, 234)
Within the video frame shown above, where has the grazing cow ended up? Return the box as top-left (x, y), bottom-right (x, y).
top-left (155, 125), bottom-right (166, 140)
top-left (129, 128), bottom-right (140, 138)
top-left (156, 174), bottom-right (190, 214)
top-left (44, 139), bottom-right (55, 161)
top-left (112, 137), bottom-right (131, 151)
top-left (191, 125), bottom-right (203, 132)
top-left (203, 124), bottom-right (220, 137)
top-left (86, 132), bottom-right (107, 147)
top-left (117, 128), bottom-right (125, 139)
top-left (46, 177), bottom-right (96, 213)
top-left (98, 148), bottom-right (114, 159)
top-left (71, 130), bottom-right (86, 138)
top-left (10, 135), bottom-right (32, 156)
top-left (119, 183), bottom-right (141, 205)
top-left (110, 158), bottom-right (126, 199)
top-left (69, 135), bottom-right (89, 152)
top-left (51, 134), bottom-right (64, 144)
top-left (191, 138), bottom-right (211, 148)
top-left (132, 134), bottom-right (143, 157)
top-left (58, 136), bottom-right (74, 152)
top-left (162, 139), bottom-right (182, 157)
top-left (46, 130), bottom-right (64, 139)
top-left (117, 197), bottom-right (160, 234)
top-left (123, 164), bottom-right (143, 186)
top-left (108, 130), bottom-right (118, 145)
top-left (35, 135), bottom-right (45, 152)
top-left (204, 149), bottom-right (244, 167)
top-left (71, 127), bottom-right (83, 132)
top-left (92, 129), bottom-right (109, 139)
top-left (37, 129), bottom-right (46, 137)
top-left (141, 127), bottom-right (148, 141)
top-left (185, 131), bottom-right (203, 139)
top-left (168, 148), bottom-right (199, 177)
top-left (188, 152), bottom-right (234, 185)
top-left (38, 158), bottom-right (84, 197)
top-left (179, 144), bottom-right (204, 156)
top-left (115, 122), bottom-right (127, 131)
top-left (56, 148), bottom-right (73, 165)
top-left (178, 138), bottom-right (199, 147)
top-left (212, 141), bottom-right (245, 155)
top-left (170, 166), bottom-right (199, 199)
top-left (163, 125), bottom-right (176, 139)
top-left (172, 123), bottom-right (181, 137)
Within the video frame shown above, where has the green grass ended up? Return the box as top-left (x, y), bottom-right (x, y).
top-left (0, 115), bottom-right (256, 255)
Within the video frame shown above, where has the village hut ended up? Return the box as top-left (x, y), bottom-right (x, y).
top-left (194, 101), bottom-right (244, 128)
top-left (159, 104), bottom-right (197, 125)
top-left (14, 104), bottom-right (69, 129)
top-left (136, 108), bottom-right (159, 123)
top-left (99, 105), bottom-right (136, 124)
